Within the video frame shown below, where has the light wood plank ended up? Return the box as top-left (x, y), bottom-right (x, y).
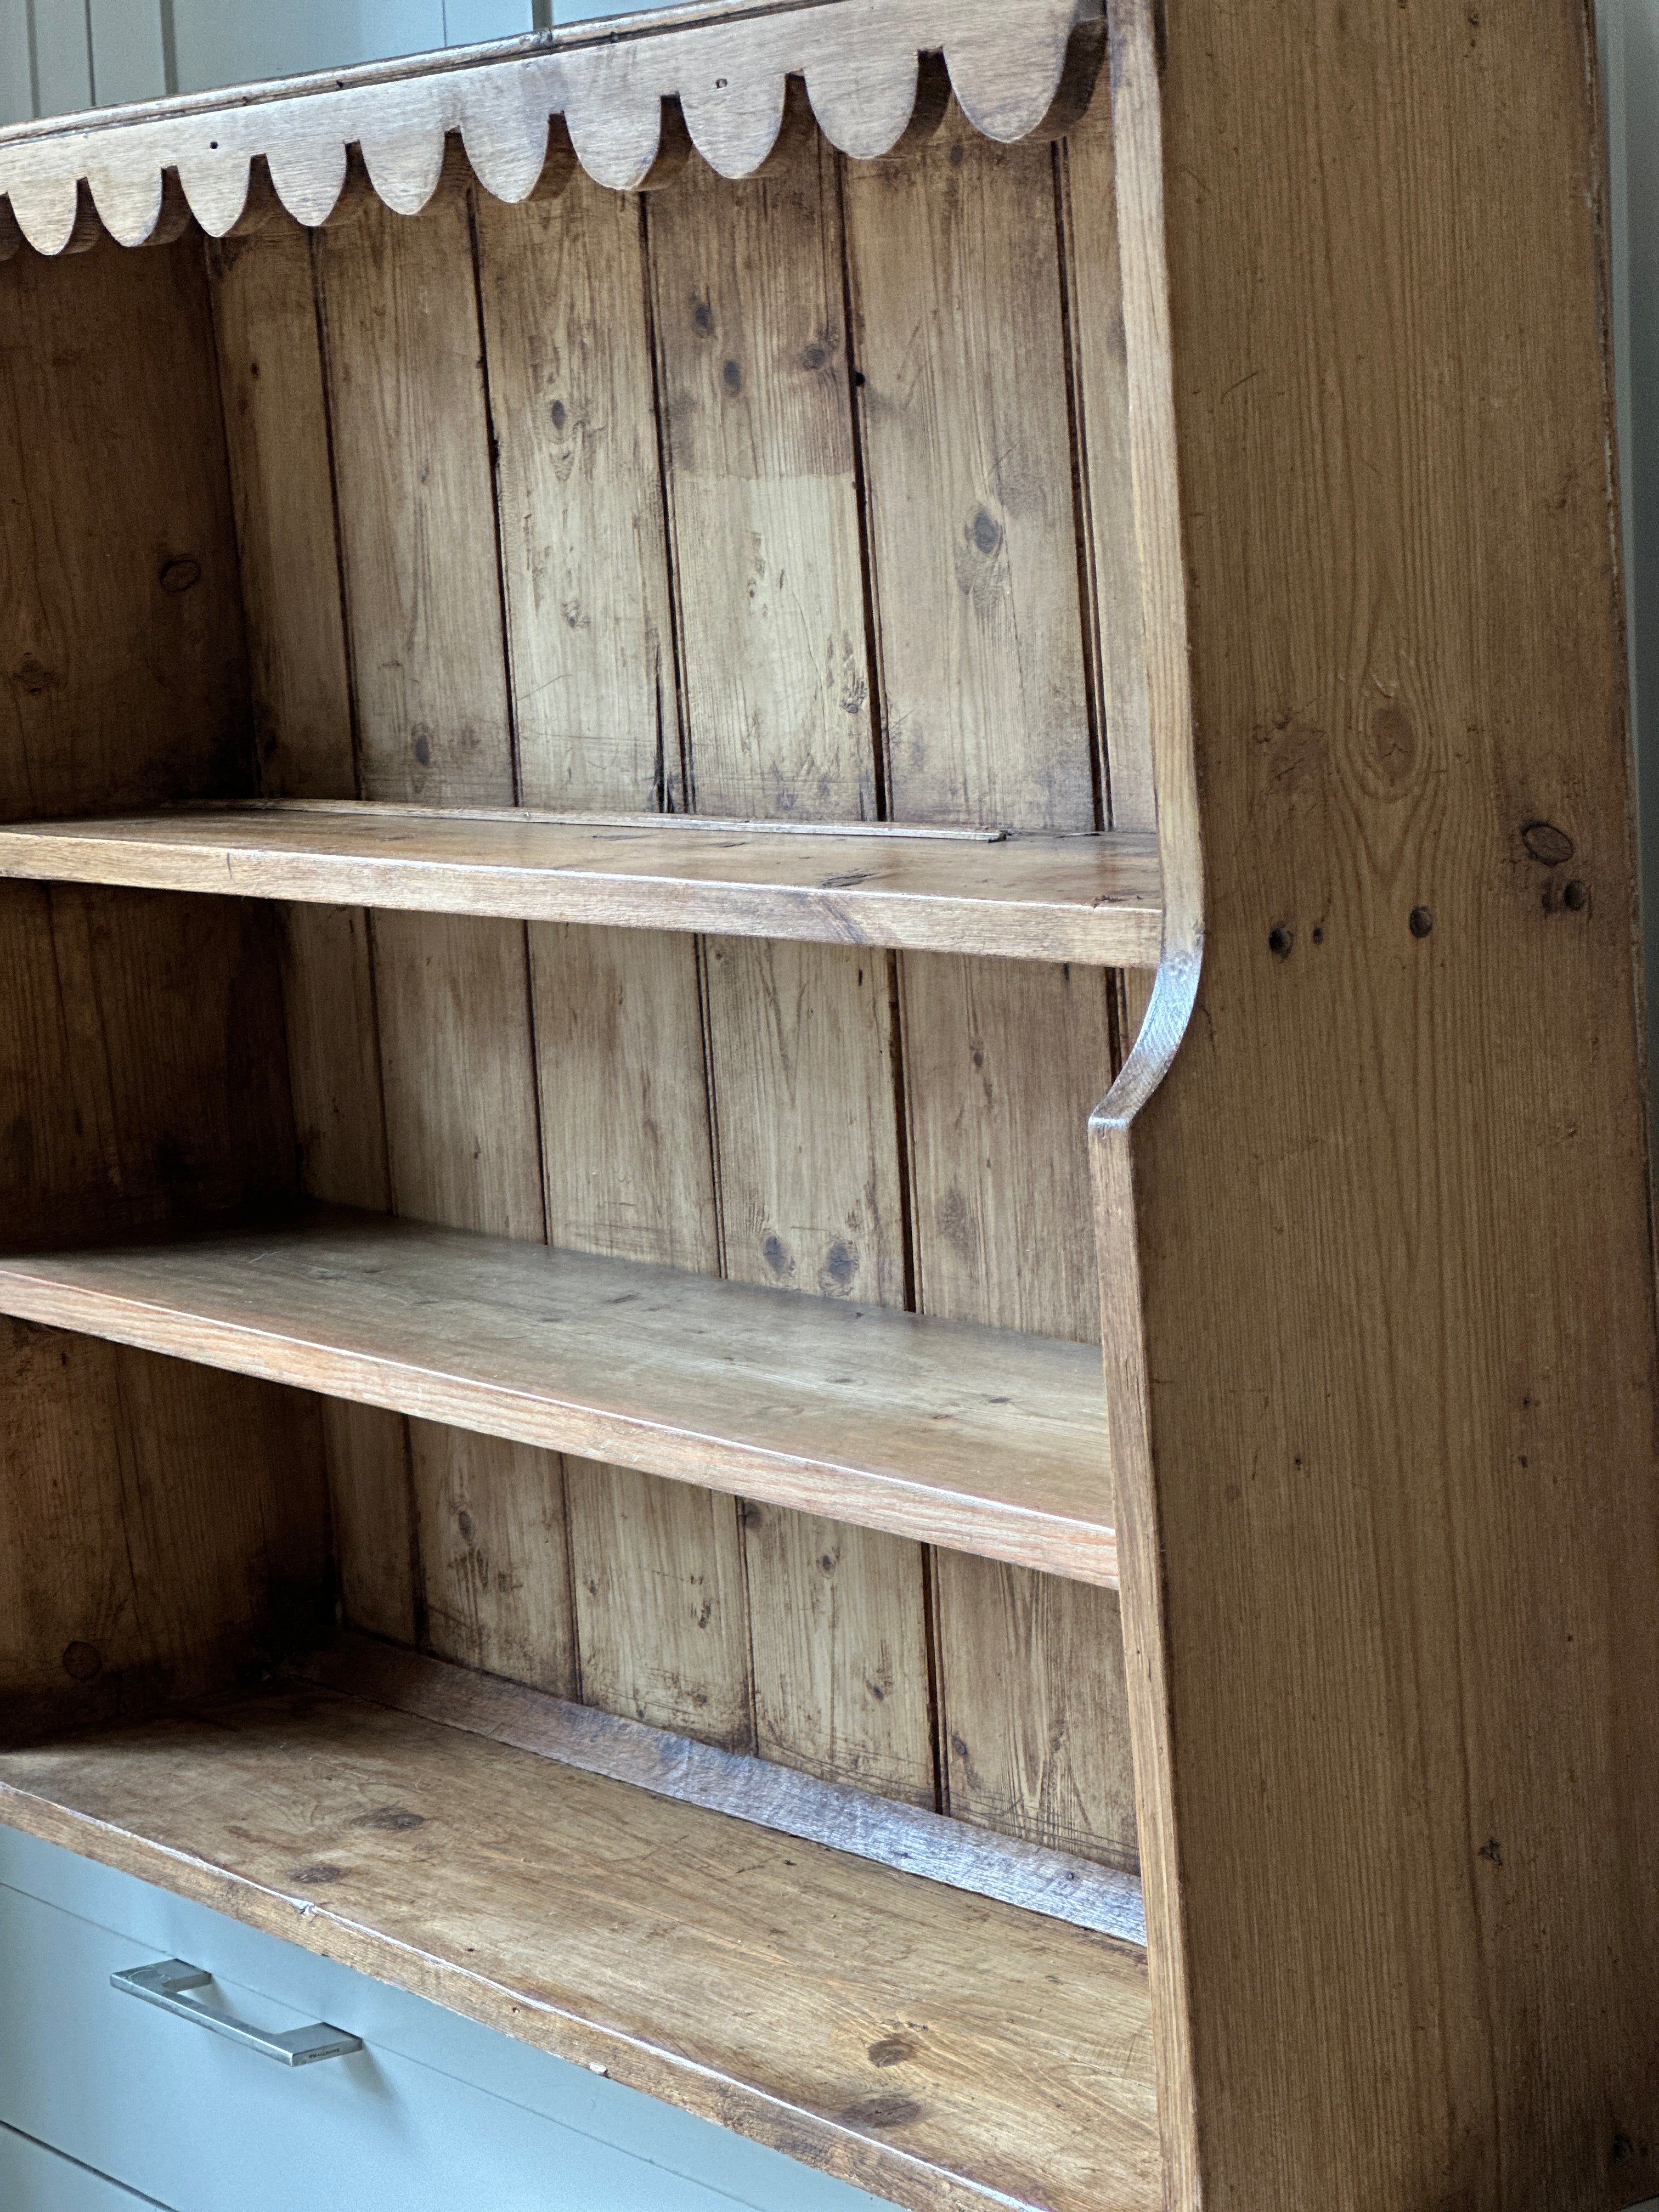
top-left (0, 1679), bottom-right (1158, 2212)
top-left (0, 1207), bottom-right (1118, 1585)
top-left (409, 1424), bottom-right (577, 1696)
top-left (0, 806), bottom-right (1164, 966)
top-left (209, 217), bottom-right (419, 1647)
top-left (476, 164), bottom-right (753, 1747)
top-left (845, 99), bottom-right (1139, 1870)
top-left (317, 183), bottom-right (578, 1678)
top-left (649, 130), bottom-right (932, 1804)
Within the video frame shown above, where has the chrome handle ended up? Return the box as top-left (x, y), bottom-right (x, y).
top-left (111, 1960), bottom-right (363, 2067)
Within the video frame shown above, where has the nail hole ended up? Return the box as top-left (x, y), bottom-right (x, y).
top-left (1409, 906), bottom-right (1434, 938)
top-left (1267, 924), bottom-right (1293, 960)
top-left (1311, 926), bottom-right (1324, 945)
top-left (1563, 878), bottom-right (1589, 911)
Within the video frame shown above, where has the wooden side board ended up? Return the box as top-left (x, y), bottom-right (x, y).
top-left (0, 805), bottom-right (1164, 966)
top-left (0, 0), bottom-right (1105, 251)
top-left (0, 1680), bottom-right (1160, 2212)
top-left (1101, 0), bottom-right (1659, 2207)
top-left (0, 1207), bottom-right (1118, 1585)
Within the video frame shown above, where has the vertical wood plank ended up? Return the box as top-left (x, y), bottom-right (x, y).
top-left (210, 217), bottom-right (417, 1647)
top-left (845, 104), bottom-right (1137, 1861)
top-left (475, 173), bottom-right (753, 1748)
top-left (410, 1423), bottom-right (575, 1695)
top-left (647, 140), bottom-right (932, 1802)
top-left (317, 189), bottom-right (571, 1673)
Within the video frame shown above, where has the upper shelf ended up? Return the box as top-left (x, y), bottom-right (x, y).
top-left (0, 803), bottom-right (1163, 968)
top-left (0, 0), bottom-right (1107, 254)
top-left (0, 1205), bottom-right (1118, 1586)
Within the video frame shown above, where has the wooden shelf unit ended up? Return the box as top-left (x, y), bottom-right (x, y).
top-left (0, 803), bottom-right (1164, 966)
top-left (0, 1204), bottom-right (1121, 1585)
top-left (0, 3), bottom-right (1205, 2210)
top-left (3, 0), bottom-right (1652, 2206)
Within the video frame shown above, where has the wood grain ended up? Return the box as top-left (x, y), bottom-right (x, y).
top-left (476, 161), bottom-right (753, 1751)
top-left (0, 1678), bottom-right (1158, 2212)
top-left (0, 805), bottom-right (1164, 965)
top-left (1101, 0), bottom-right (1659, 2204)
top-left (295, 1634), bottom-right (1146, 1943)
top-left (0, 237), bottom-right (332, 1741)
top-left (209, 215), bottom-right (419, 1647)
top-left (845, 95), bottom-right (1139, 1871)
top-left (0, 0), bottom-right (1106, 247)
top-left (0, 1206), bottom-right (1119, 1585)
top-left (315, 180), bottom-right (583, 1681)
top-left (649, 127), bottom-right (932, 1804)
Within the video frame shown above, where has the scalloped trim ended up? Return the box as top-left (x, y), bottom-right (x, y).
top-left (0, 0), bottom-right (1105, 256)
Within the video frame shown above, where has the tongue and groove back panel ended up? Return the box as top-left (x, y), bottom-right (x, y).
top-left (208, 85), bottom-right (1142, 1865)
top-left (0, 238), bottom-right (331, 1741)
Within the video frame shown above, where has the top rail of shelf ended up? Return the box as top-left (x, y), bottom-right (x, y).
top-left (0, 0), bottom-right (1106, 253)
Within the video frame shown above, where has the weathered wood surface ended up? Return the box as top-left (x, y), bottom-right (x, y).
top-left (210, 216), bottom-right (422, 1651)
top-left (0, 1681), bottom-right (1158, 2212)
top-left (0, 0), bottom-right (1105, 250)
top-left (194, 63), bottom-right (1151, 1848)
top-left (1100, 0), bottom-right (1659, 2205)
top-left (0, 235), bottom-right (332, 1745)
top-left (843, 98), bottom-right (1143, 1872)
top-left (295, 1634), bottom-right (1147, 1943)
top-left (0, 1207), bottom-right (1118, 1584)
top-left (0, 805), bottom-right (1163, 965)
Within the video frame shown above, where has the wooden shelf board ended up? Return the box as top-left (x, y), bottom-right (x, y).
top-left (0, 804), bottom-right (1163, 968)
top-left (0, 1672), bottom-right (1158, 2212)
top-left (0, 1206), bottom-right (1118, 1586)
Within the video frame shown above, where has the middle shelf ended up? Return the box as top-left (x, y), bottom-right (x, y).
top-left (0, 801), bottom-right (1164, 965)
top-left (0, 1206), bottom-right (1117, 1586)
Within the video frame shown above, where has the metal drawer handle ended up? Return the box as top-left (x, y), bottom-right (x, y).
top-left (112, 1960), bottom-right (363, 2067)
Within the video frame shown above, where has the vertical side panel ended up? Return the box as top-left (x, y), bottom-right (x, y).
top-left (845, 105), bottom-right (1138, 1864)
top-left (0, 239), bottom-right (329, 1734)
top-left (647, 141), bottom-right (933, 1802)
top-left (476, 174), bottom-right (751, 1746)
top-left (210, 218), bottom-right (417, 1648)
top-left (1138, 0), bottom-right (1659, 2201)
top-left (319, 190), bottom-right (575, 1691)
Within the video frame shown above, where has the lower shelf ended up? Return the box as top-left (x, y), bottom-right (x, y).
top-left (0, 1665), bottom-right (1159, 2212)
